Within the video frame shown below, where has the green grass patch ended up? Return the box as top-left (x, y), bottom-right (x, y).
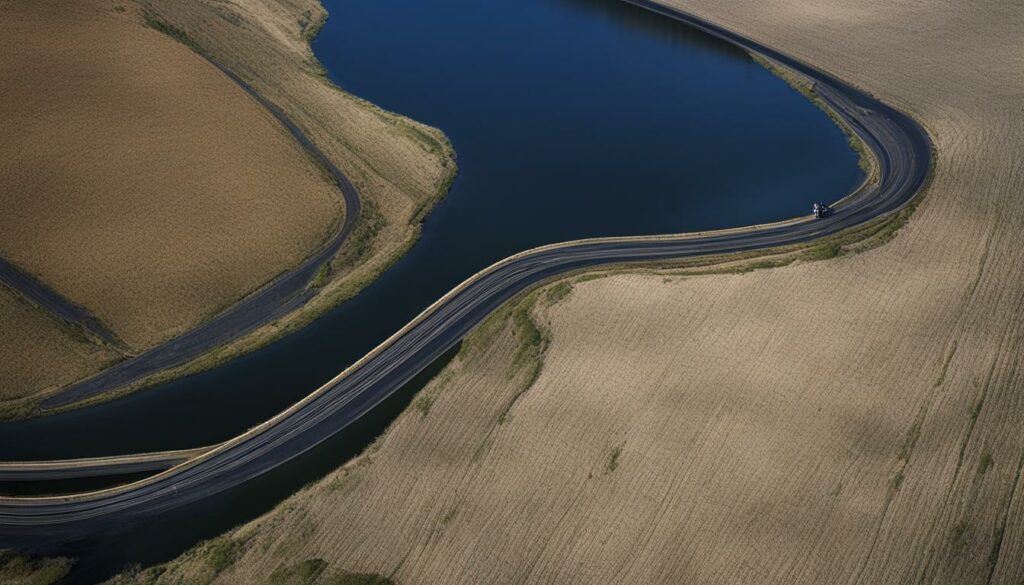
top-left (949, 521), bottom-right (971, 556)
top-left (511, 296), bottom-right (546, 375)
top-left (0, 551), bottom-right (72, 585)
top-left (970, 398), bottom-right (984, 421)
top-left (606, 445), bottom-right (623, 473)
top-left (311, 263), bottom-right (332, 288)
top-left (324, 572), bottom-right (395, 585)
top-left (934, 340), bottom-right (959, 388)
top-left (989, 523), bottom-right (1006, 574)
top-left (298, 9), bottom-right (326, 42)
top-left (889, 470), bottom-right (905, 492)
top-left (803, 242), bottom-right (843, 262)
top-left (898, 413), bottom-right (924, 463)
top-left (466, 284), bottom-right (566, 425)
top-left (977, 451), bottom-right (994, 476)
top-left (545, 282), bottom-right (573, 304)
top-left (142, 13), bottom-right (206, 56)
top-left (414, 394), bottom-right (434, 418)
top-left (331, 200), bottom-right (386, 275)
top-left (269, 558), bottom-right (328, 585)
top-left (201, 535), bottom-right (243, 574)
top-left (714, 257), bottom-right (796, 275)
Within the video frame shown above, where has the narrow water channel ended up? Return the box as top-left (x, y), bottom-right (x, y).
top-left (5, 0), bottom-right (861, 580)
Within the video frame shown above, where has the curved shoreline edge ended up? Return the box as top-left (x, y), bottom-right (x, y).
top-left (0, 0), bottom-right (932, 548)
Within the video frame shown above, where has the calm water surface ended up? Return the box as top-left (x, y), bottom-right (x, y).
top-left (4, 0), bottom-right (860, 579)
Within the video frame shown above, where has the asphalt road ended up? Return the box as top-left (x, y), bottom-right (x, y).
top-left (0, 2), bottom-right (931, 548)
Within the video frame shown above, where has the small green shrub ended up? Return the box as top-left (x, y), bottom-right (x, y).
top-left (202, 537), bottom-right (242, 573)
top-left (803, 242), bottom-right (842, 262)
top-left (324, 571), bottom-right (395, 585)
top-left (950, 521), bottom-right (971, 556)
top-left (143, 13), bottom-right (205, 56)
top-left (311, 263), bottom-right (331, 288)
top-left (607, 445), bottom-right (623, 473)
top-left (977, 452), bottom-right (994, 476)
top-left (269, 558), bottom-right (328, 585)
top-left (545, 282), bottom-right (573, 304)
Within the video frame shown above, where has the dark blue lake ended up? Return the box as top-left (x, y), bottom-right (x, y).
top-left (3, 0), bottom-right (861, 579)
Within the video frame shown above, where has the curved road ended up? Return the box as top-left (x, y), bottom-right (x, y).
top-left (0, 1), bottom-right (931, 548)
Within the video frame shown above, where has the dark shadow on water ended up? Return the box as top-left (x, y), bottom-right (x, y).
top-left (558, 0), bottom-right (747, 58)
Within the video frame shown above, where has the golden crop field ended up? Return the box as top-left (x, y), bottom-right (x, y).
top-left (111, 0), bottom-right (1024, 583)
top-left (0, 285), bottom-right (115, 408)
top-left (0, 0), bottom-right (343, 350)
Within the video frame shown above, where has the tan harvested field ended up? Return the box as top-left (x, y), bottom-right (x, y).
top-left (0, 0), bottom-right (343, 350)
top-left (111, 0), bottom-right (1024, 584)
top-left (0, 285), bottom-right (116, 407)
